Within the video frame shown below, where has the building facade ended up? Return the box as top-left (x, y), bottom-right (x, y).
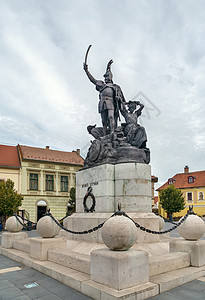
top-left (157, 166), bottom-right (205, 218)
top-left (151, 175), bottom-right (158, 208)
top-left (0, 145), bottom-right (21, 192)
top-left (17, 145), bottom-right (84, 222)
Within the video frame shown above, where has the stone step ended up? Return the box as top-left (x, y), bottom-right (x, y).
top-left (48, 247), bottom-right (191, 277)
top-left (12, 239), bottom-right (30, 253)
top-left (48, 248), bottom-right (90, 274)
top-left (0, 247), bottom-right (160, 300)
top-left (150, 265), bottom-right (205, 293)
top-left (149, 252), bottom-right (190, 276)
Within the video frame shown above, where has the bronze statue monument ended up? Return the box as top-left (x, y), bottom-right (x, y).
top-left (83, 45), bottom-right (150, 168)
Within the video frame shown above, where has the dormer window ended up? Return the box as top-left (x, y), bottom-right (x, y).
top-left (188, 176), bottom-right (194, 183)
top-left (168, 178), bottom-right (175, 185)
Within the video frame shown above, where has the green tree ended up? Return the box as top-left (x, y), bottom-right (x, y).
top-left (67, 187), bottom-right (76, 215)
top-left (159, 184), bottom-right (185, 221)
top-left (0, 179), bottom-right (23, 219)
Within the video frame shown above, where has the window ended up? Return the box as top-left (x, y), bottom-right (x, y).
top-left (29, 173), bottom-right (38, 190)
top-left (199, 192), bottom-right (204, 201)
top-left (188, 176), bottom-right (194, 183)
top-left (168, 178), bottom-right (175, 185)
top-left (61, 176), bottom-right (68, 192)
top-left (46, 174), bottom-right (54, 191)
top-left (187, 192), bottom-right (192, 203)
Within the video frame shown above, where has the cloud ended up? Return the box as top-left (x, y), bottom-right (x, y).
top-left (0, 0), bottom-right (205, 188)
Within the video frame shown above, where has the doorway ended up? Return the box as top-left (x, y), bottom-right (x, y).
top-left (37, 200), bottom-right (47, 221)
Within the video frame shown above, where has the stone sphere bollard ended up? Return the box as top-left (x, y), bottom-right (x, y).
top-left (158, 216), bottom-right (165, 231)
top-left (5, 216), bottom-right (23, 232)
top-left (101, 214), bottom-right (137, 251)
top-left (178, 214), bottom-right (205, 240)
top-left (37, 216), bottom-right (60, 238)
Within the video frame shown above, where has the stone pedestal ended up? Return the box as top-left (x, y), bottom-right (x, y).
top-left (76, 163), bottom-right (152, 213)
top-left (115, 163), bottom-right (152, 212)
top-left (76, 164), bottom-right (115, 213)
top-left (90, 248), bottom-right (149, 290)
top-left (65, 212), bottom-right (159, 243)
top-left (170, 239), bottom-right (205, 267)
top-left (66, 162), bottom-right (159, 244)
top-left (30, 237), bottom-right (66, 261)
top-left (1, 232), bottom-right (28, 249)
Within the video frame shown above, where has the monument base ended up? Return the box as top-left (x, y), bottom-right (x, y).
top-left (30, 237), bottom-right (66, 261)
top-left (64, 212), bottom-right (160, 243)
top-left (170, 239), bottom-right (205, 267)
top-left (2, 237), bottom-right (205, 300)
top-left (76, 163), bottom-right (152, 213)
top-left (90, 248), bottom-right (149, 290)
top-left (1, 232), bottom-right (28, 249)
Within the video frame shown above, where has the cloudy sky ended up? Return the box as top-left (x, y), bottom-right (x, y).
top-left (0, 0), bottom-right (205, 188)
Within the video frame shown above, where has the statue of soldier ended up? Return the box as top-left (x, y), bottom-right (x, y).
top-left (83, 59), bottom-right (126, 136)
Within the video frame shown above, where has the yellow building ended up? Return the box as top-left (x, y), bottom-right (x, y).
top-left (0, 145), bottom-right (21, 192)
top-left (151, 175), bottom-right (158, 209)
top-left (17, 145), bottom-right (84, 222)
top-left (157, 166), bottom-right (205, 218)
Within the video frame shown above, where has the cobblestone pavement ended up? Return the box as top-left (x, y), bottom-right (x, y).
top-left (149, 279), bottom-right (205, 300)
top-left (0, 254), bottom-right (92, 300)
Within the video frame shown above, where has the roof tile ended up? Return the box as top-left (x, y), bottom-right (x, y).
top-left (18, 145), bottom-right (84, 165)
top-left (157, 170), bottom-right (205, 191)
top-left (0, 145), bottom-right (20, 168)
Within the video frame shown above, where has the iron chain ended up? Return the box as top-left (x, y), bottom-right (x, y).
top-left (14, 214), bottom-right (37, 230)
top-left (14, 210), bottom-right (189, 236)
top-left (123, 212), bottom-right (189, 234)
top-left (46, 211), bottom-right (109, 234)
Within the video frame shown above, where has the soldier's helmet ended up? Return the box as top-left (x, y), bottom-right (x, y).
top-left (103, 59), bottom-right (113, 82)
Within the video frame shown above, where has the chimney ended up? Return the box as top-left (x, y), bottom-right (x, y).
top-left (76, 149), bottom-right (80, 155)
top-left (184, 165), bottom-right (189, 173)
top-left (46, 146), bottom-right (49, 150)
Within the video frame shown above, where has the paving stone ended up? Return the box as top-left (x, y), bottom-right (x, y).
top-left (14, 296), bottom-right (32, 300)
top-left (149, 291), bottom-right (188, 299)
top-left (2, 270), bottom-right (27, 283)
top-left (3, 260), bottom-right (23, 268)
top-left (23, 285), bottom-right (52, 299)
top-left (38, 277), bottom-right (62, 289)
top-left (49, 285), bottom-right (79, 299)
top-left (38, 295), bottom-right (62, 300)
top-left (0, 286), bottom-right (25, 299)
top-left (174, 280), bottom-right (205, 292)
top-left (186, 282), bottom-right (205, 292)
top-left (20, 268), bottom-right (48, 281)
top-left (65, 291), bottom-right (93, 300)
top-left (0, 255), bottom-right (24, 267)
top-left (0, 279), bottom-right (14, 289)
top-left (170, 287), bottom-right (205, 299)
top-left (0, 275), bottom-right (5, 281)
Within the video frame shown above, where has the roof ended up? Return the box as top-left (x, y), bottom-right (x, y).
top-left (0, 145), bottom-right (20, 168)
top-left (151, 175), bottom-right (158, 182)
top-left (157, 170), bottom-right (205, 191)
top-left (18, 145), bottom-right (84, 166)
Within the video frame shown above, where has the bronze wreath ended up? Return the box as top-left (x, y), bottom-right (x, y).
top-left (83, 186), bottom-right (96, 212)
